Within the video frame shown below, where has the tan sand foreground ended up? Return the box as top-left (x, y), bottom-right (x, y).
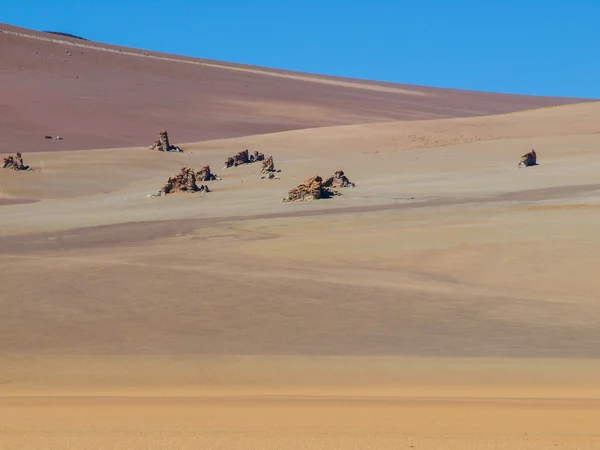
top-left (2, 27), bottom-right (600, 447)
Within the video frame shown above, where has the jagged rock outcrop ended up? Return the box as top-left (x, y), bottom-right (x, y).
top-left (250, 150), bottom-right (265, 162)
top-left (196, 165), bottom-right (218, 181)
top-left (322, 170), bottom-right (355, 188)
top-left (2, 153), bottom-right (31, 171)
top-left (283, 175), bottom-right (340, 203)
top-left (224, 156), bottom-right (235, 168)
top-left (224, 149), bottom-right (265, 168)
top-left (150, 167), bottom-right (210, 197)
top-left (518, 150), bottom-right (537, 167)
top-left (149, 130), bottom-right (183, 152)
top-left (261, 156), bottom-right (276, 173)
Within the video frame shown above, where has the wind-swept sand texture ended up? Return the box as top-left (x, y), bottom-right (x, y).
top-left (0, 22), bottom-right (594, 153)
top-left (2, 25), bottom-right (600, 446)
top-left (2, 101), bottom-right (600, 447)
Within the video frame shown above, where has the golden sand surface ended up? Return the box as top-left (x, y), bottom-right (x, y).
top-left (2, 84), bottom-right (600, 446)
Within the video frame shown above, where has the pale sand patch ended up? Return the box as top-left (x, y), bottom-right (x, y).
top-left (2, 396), bottom-right (599, 449)
top-left (1, 357), bottom-right (600, 449)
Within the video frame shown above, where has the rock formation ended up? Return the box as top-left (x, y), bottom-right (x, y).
top-left (261, 156), bottom-right (276, 174)
top-left (196, 165), bottom-right (218, 181)
top-left (250, 150), bottom-right (265, 162)
top-left (518, 150), bottom-right (537, 167)
top-left (283, 175), bottom-right (340, 203)
top-left (2, 153), bottom-right (31, 171)
top-left (150, 167), bottom-right (210, 197)
top-left (224, 149), bottom-right (265, 168)
top-left (322, 170), bottom-right (355, 188)
top-left (149, 130), bottom-right (183, 152)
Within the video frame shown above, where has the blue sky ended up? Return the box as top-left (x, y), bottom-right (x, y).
top-left (3, 0), bottom-right (599, 98)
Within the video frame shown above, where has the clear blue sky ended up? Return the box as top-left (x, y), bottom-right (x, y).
top-left (3, 0), bottom-right (599, 98)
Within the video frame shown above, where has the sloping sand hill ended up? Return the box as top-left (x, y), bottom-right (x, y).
top-left (0, 22), bottom-right (593, 153)
top-left (1, 28), bottom-right (600, 447)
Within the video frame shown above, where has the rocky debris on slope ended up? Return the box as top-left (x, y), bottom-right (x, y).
top-left (283, 175), bottom-right (340, 203)
top-left (322, 170), bottom-right (355, 188)
top-left (196, 165), bottom-right (219, 181)
top-left (149, 130), bottom-right (183, 152)
top-left (261, 172), bottom-right (280, 180)
top-left (149, 167), bottom-right (210, 197)
top-left (2, 153), bottom-right (31, 171)
top-left (223, 149), bottom-right (265, 168)
top-left (518, 149), bottom-right (537, 167)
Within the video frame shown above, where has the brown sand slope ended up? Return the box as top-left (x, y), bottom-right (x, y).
top-left (0, 22), bottom-right (594, 153)
top-left (2, 44), bottom-right (600, 446)
top-left (2, 102), bottom-right (600, 358)
top-left (3, 101), bottom-right (600, 446)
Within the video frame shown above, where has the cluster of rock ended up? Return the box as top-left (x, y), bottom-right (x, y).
top-left (260, 156), bottom-right (281, 179)
top-left (149, 130), bottom-right (183, 153)
top-left (323, 170), bottom-right (355, 188)
top-left (518, 149), bottom-right (537, 167)
top-left (196, 165), bottom-right (218, 182)
top-left (283, 176), bottom-right (339, 203)
top-left (224, 149), bottom-right (265, 168)
top-left (283, 170), bottom-right (355, 203)
top-left (44, 135), bottom-right (63, 140)
top-left (150, 167), bottom-right (211, 197)
top-left (2, 153), bottom-right (31, 171)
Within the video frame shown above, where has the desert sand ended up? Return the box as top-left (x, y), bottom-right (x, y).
top-left (2, 24), bottom-right (600, 449)
top-left (0, 22), bottom-right (593, 152)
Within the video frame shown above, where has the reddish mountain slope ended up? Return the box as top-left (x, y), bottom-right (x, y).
top-left (0, 23), bottom-right (593, 152)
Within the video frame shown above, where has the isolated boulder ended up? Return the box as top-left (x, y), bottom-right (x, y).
top-left (2, 153), bottom-right (31, 171)
top-left (196, 165), bottom-right (218, 181)
top-left (283, 175), bottom-right (340, 203)
top-left (323, 170), bottom-right (355, 188)
top-left (149, 130), bottom-right (183, 152)
top-left (518, 149), bottom-right (537, 167)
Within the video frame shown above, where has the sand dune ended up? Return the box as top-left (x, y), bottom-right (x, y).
top-left (2, 26), bottom-right (600, 448)
top-left (2, 102), bottom-right (600, 360)
top-left (0, 22), bottom-right (593, 153)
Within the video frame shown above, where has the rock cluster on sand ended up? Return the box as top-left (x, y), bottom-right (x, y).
top-left (260, 156), bottom-right (281, 179)
top-left (261, 156), bottom-right (276, 173)
top-left (322, 170), bottom-right (355, 188)
top-left (196, 165), bottom-right (218, 182)
top-left (519, 149), bottom-right (537, 167)
top-left (149, 167), bottom-right (210, 197)
top-left (2, 153), bottom-right (31, 171)
top-left (149, 130), bottom-right (183, 153)
top-left (283, 175), bottom-right (340, 203)
top-left (224, 149), bottom-right (265, 168)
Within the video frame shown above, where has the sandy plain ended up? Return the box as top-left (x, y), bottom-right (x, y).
top-left (2, 24), bottom-right (600, 449)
